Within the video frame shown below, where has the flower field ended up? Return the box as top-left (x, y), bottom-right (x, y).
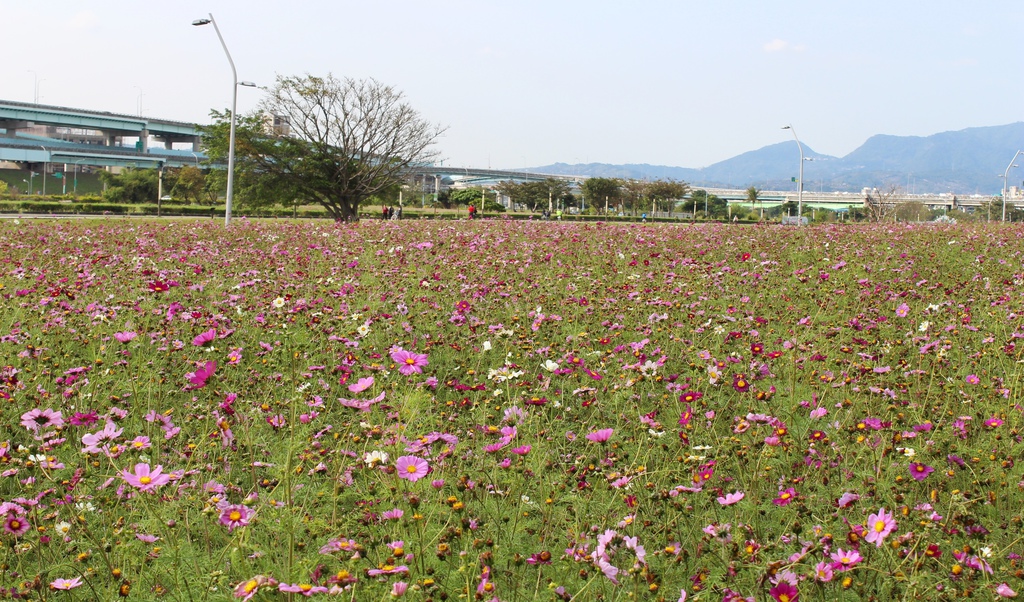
top-left (1, 218), bottom-right (1023, 601)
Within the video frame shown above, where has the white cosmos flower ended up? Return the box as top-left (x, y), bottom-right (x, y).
top-left (541, 360), bottom-right (559, 372)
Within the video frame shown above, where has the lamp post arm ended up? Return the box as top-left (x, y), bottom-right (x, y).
top-left (1003, 150), bottom-right (1023, 222)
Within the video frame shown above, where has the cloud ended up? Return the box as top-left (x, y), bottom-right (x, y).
top-left (763, 39), bottom-right (805, 53)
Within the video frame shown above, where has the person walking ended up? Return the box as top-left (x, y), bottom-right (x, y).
top-left (468, 204), bottom-right (476, 220)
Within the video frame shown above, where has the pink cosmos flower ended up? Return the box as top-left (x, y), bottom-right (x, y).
top-left (277, 583), bottom-right (329, 596)
top-left (909, 462), bottom-right (934, 481)
top-left (837, 492), bottom-right (860, 508)
top-left (347, 376), bottom-right (374, 393)
top-left (219, 504), bottom-right (253, 532)
top-left (830, 547), bottom-right (863, 570)
top-left (985, 416), bottom-right (1004, 428)
top-left (895, 302), bottom-right (910, 318)
top-left (113, 331), bottom-right (138, 343)
top-left (367, 564), bottom-right (410, 576)
top-left (996, 583), bottom-right (1018, 598)
top-left (864, 507), bottom-right (897, 547)
top-left (120, 462), bottom-right (171, 492)
top-left (717, 491), bottom-right (745, 506)
top-left (395, 455), bottom-right (429, 482)
top-left (390, 348), bottom-right (429, 375)
top-left (965, 374), bottom-right (980, 385)
top-left (49, 577), bottom-right (83, 590)
top-left (813, 561), bottom-right (834, 582)
top-left (234, 575), bottom-right (277, 600)
top-left (585, 428), bottom-right (614, 443)
top-left (511, 445), bottom-right (532, 455)
top-left (773, 487), bottom-right (796, 506)
top-left (20, 408), bottom-right (63, 432)
top-left (392, 581), bottom-right (409, 597)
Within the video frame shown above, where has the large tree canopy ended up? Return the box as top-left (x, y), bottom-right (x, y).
top-left (203, 74), bottom-right (445, 221)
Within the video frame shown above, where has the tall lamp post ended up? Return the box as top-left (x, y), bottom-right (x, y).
top-left (782, 125), bottom-right (804, 225)
top-left (73, 159), bottom-right (86, 195)
top-left (1002, 150), bottom-right (1023, 222)
top-left (193, 13), bottom-right (238, 226)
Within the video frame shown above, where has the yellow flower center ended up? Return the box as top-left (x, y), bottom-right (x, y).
top-left (874, 520), bottom-right (886, 533)
top-left (406, 465), bottom-right (418, 473)
top-left (299, 584), bottom-right (312, 592)
top-left (229, 511), bottom-right (242, 521)
top-left (243, 581), bottom-right (258, 594)
top-left (139, 476), bottom-right (152, 485)
top-left (405, 358), bottom-right (416, 365)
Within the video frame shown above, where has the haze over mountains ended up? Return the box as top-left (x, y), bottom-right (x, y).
top-left (529, 123), bottom-right (1024, 196)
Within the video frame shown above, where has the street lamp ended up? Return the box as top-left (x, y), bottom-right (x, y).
top-left (782, 125), bottom-right (804, 225)
top-left (1002, 150), bottom-right (1023, 222)
top-left (193, 13), bottom-right (239, 226)
top-left (73, 159), bottom-right (86, 195)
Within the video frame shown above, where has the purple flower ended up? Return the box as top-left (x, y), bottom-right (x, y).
top-left (585, 428), bottom-right (614, 443)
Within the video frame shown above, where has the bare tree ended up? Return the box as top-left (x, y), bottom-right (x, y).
top-left (863, 185), bottom-right (901, 222)
top-left (208, 74), bottom-right (445, 221)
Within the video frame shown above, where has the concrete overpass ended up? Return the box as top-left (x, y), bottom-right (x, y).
top-left (0, 99), bottom-right (205, 169)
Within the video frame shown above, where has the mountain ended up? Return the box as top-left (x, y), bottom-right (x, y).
top-left (527, 123), bottom-right (1024, 195)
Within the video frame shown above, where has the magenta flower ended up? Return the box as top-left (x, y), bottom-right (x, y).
top-left (390, 348), bottom-right (429, 375)
top-left (985, 416), bottom-right (1004, 428)
top-left (996, 583), bottom-right (1018, 598)
top-left (511, 445), bottom-right (532, 455)
top-left (773, 487), bottom-right (796, 506)
top-left (395, 455), bottom-right (430, 482)
top-left (585, 428), bottom-right (614, 443)
top-left (186, 360), bottom-right (217, 389)
top-left (769, 582), bottom-right (798, 602)
top-left (717, 491), bottom-right (745, 506)
top-left (864, 507), bottom-right (897, 547)
top-left (347, 376), bottom-right (374, 393)
top-left (219, 504), bottom-right (253, 532)
top-left (192, 328), bottom-right (217, 346)
top-left (120, 462), bottom-right (172, 492)
top-left (895, 302), bottom-right (910, 317)
top-left (3, 514), bottom-right (30, 537)
top-left (909, 462), bottom-right (934, 481)
top-left (965, 374), bottom-right (980, 385)
top-left (49, 577), bottom-right (83, 590)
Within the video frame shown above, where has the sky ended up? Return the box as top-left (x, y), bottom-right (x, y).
top-left (3, 1), bottom-right (1023, 171)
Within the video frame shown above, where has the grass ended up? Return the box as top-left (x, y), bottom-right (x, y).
top-left (0, 218), bottom-right (1022, 601)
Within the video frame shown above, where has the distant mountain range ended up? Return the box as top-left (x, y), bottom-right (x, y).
top-left (527, 122), bottom-right (1024, 195)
